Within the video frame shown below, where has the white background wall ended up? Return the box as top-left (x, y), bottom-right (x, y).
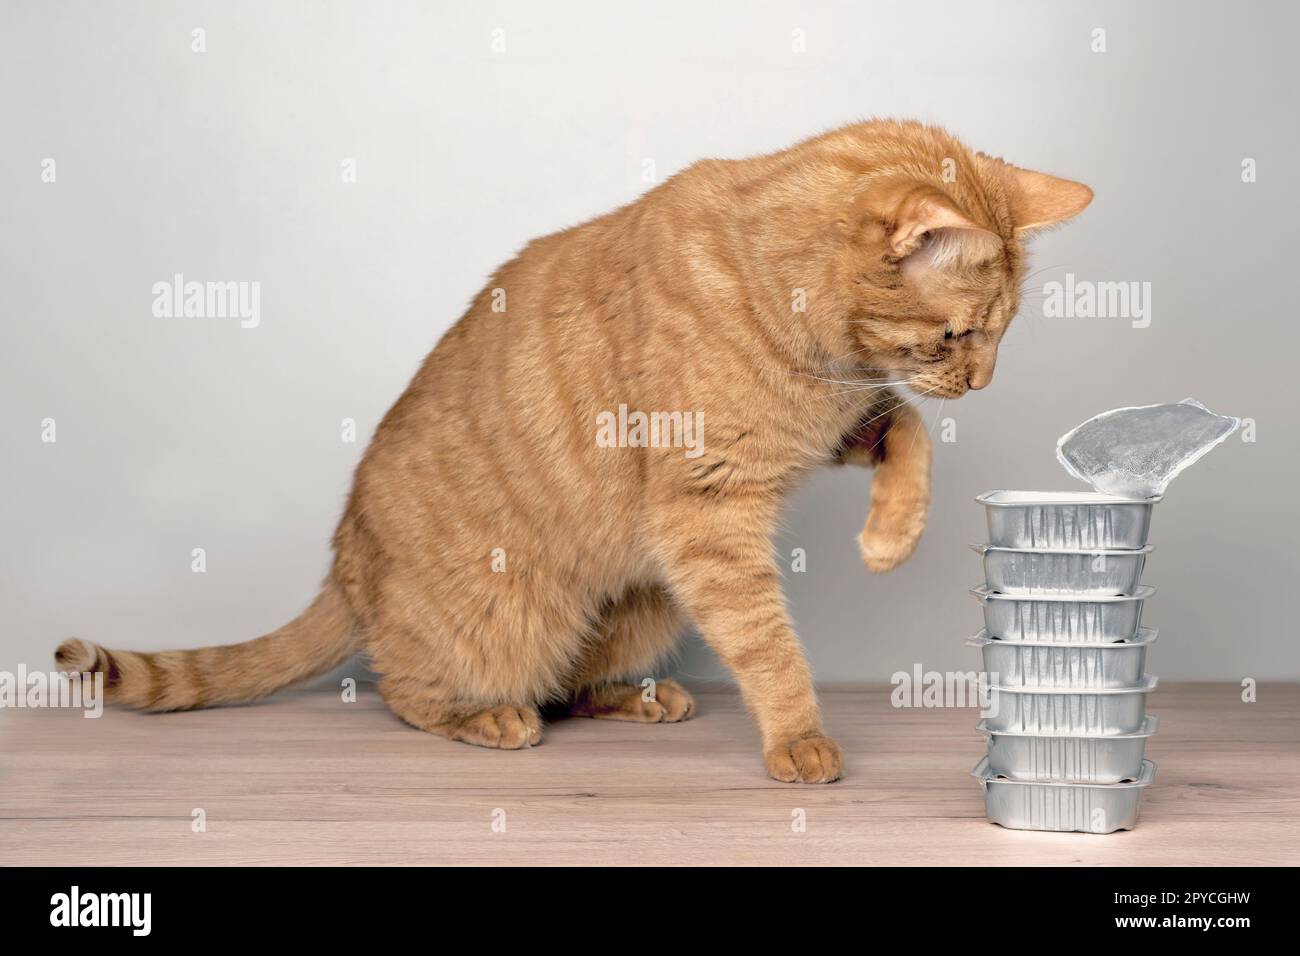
top-left (2, 0), bottom-right (1296, 683)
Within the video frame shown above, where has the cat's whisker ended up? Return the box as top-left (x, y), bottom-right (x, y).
top-left (755, 358), bottom-right (911, 390)
top-left (793, 380), bottom-right (914, 412)
top-left (853, 386), bottom-right (940, 459)
top-left (1019, 262), bottom-right (1066, 285)
top-left (904, 398), bottom-right (932, 458)
top-left (805, 344), bottom-right (883, 369)
top-left (855, 385), bottom-right (938, 432)
top-left (911, 396), bottom-right (947, 457)
top-left (781, 371), bottom-right (913, 405)
top-left (791, 373), bottom-right (911, 387)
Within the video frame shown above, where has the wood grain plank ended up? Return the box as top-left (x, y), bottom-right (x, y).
top-left (1, 682), bottom-right (1296, 866)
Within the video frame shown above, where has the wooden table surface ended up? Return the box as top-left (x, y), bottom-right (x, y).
top-left (1, 681), bottom-right (1296, 866)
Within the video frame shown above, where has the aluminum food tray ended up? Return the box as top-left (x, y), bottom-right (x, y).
top-left (972, 543), bottom-right (1152, 595)
top-left (982, 675), bottom-right (1157, 735)
top-left (976, 490), bottom-right (1159, 550)
top-left (970, 584), bottom-right (1154, 643)
top-left (968, 627), bottom-right (1157, 689)
top-left (971, 756), bottom-right (1156, 832)
top-left (977, 716), bottom-right (1158, 783)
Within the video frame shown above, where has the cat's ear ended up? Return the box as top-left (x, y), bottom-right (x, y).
top-left (1002, 165), bottom-right (1094, 233)
top-left (889, 189), bottom-right (1003, 269)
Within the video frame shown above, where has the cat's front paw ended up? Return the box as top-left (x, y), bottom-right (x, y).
top-left (858, 498), bottom-right (927, 573)
top-left (764, 733), bottom-right (842, 784)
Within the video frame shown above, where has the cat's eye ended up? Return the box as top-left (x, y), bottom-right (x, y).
top-left (943, 323), bottom-right (956, 340)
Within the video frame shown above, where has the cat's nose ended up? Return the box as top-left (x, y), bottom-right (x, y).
top-left (967, 368), bottom-right (992, 390)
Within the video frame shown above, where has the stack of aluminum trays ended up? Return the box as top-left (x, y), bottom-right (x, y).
top-left (967, 491), bottom-right (1161, 833)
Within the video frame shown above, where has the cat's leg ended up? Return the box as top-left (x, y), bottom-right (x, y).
top-left (858, 400), bottom-right (931, 572)
top-left (653, 501), bottom-right (840, 783)
top-left (838, 399), bottom-right (932, 573)
top-left (363, 568), bottom-right (583, 749)
top-left (567, 585), bottom-right (694, 722)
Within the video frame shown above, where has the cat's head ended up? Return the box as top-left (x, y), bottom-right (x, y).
top-left (783, 123), bottom-right (1093, 399)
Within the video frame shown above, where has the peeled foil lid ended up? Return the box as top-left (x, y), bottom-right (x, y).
top-left (1056, 399), bottom-right (1239, 498)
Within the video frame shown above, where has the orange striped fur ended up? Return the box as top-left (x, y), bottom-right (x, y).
top-left (58, 120), bottom-right (1091, 782)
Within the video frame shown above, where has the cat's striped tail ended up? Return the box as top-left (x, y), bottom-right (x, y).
top-left (53, 582), bottom-right (357, 711)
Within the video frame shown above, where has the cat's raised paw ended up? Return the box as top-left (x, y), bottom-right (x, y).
top-left (451, 705), bottom-right (544, 749)
top-left (764, 733), bottom-right (842, 784)
top-left (858, 500), bottom-right (926, 573)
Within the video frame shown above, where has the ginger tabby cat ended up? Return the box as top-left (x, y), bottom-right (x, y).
top-left (58, 120), bottom-right (1091, 783)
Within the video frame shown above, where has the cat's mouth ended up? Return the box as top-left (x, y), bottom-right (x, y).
top-left (906, 376), bottom-right (970, 400)
top-left (870, 367), bottom-right (969, 400)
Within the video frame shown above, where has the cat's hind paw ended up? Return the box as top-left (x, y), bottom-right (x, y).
top-left (569, 679), bottom-right (695, 723)
top-left (450, 705), bottom-right (544, 749)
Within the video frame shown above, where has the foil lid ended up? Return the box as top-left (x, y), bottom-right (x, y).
top-left (1056, 398), bottom-right (1239, 498)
